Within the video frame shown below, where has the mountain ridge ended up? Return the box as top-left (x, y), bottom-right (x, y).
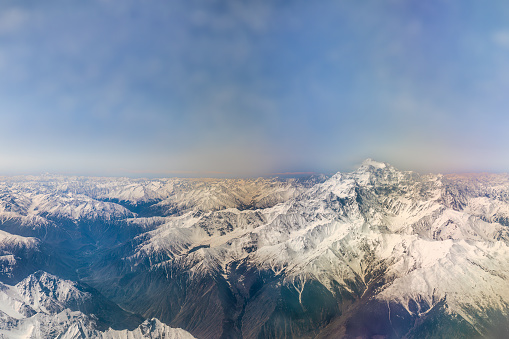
top-left (0, 160), bottom-right (508, 338)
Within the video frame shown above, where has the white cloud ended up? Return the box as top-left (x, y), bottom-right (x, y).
top-left (493, 30), bottom-right (509, 48)
top-left (0, 8), bottom-right (28, 34)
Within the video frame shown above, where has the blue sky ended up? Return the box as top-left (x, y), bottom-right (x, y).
top-left (1, 0), bottom-right (509, 177)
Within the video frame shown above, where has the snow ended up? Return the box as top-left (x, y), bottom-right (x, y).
top-left (0, 283), bottom-right (26, 319)
top-left (0, 273), bottom-right (194, 339)
top-left (0, 324), bottom-right (34, 339)
top-left (0, 230), bottom-right (39, 248)
top-left (100, 319), bottom-right (195, 339)
top-left (1, 160), bottom-right (509, 335)
top-left (361, 158), bottom-right (387, 169)
top-left (109, 159), bottom-right (509, 327)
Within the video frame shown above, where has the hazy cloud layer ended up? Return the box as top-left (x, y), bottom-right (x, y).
top-left (1, 0), bottom-right (509, 176)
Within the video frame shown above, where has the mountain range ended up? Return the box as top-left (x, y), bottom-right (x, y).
top-left (0, 160), bottom-right (508, 338)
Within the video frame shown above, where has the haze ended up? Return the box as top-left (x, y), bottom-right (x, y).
top-left (1, 0), bottom-right (508, 177)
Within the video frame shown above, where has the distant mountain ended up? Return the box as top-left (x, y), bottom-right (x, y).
top-left (0, 161), bottom-right (508, 338)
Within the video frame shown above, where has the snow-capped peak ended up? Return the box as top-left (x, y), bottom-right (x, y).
top-left (360, 158), bottom-right (388, 169)
top-left (15, 271), bottom-right (92, 314)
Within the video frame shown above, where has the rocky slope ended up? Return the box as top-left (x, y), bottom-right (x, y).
top-left (0, 271), bottom-right (193, 338)
top-left (0, 162), bottom-right (508, 337)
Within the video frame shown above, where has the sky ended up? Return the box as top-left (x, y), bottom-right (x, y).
top-left (1, 0), bottom-right (509, 177)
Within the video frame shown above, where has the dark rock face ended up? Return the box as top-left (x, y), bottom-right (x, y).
top-left (86, 263), bottom-right (344, 338)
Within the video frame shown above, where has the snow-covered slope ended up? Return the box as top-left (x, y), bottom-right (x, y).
top-left (0, 230), bottom-right (43, 282)
top-left (15, 271), bottom-right (93, 314)
top-left (99, 318), bottom-right (195, 339)
top-left (84, 160), bottom-right (509, 338)
top-left (0, 310), bottom-right (195, 339)
top-left (1, 162), bottom-right (509, 338)
top-left (0, 176), bottom-right (310, 241)
top-left (0, 272), bottom-right (193, 339)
